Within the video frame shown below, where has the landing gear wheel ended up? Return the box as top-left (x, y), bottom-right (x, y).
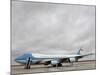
top-left (53, 65), bottom-right (56, 67)
top-left (52, 63), bottom-right (62, 67)
top-left (58, 63), bottom-right (62, 67)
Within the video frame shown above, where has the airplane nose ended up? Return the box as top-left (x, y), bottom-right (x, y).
top-left (15, 56), bottom-right (21, 62)
top-left (15, 55), bottom-right (25, 63)
top-left (15, 54), bottom-right (24, 61)
top-left (15, 53), bottom-right (33, 63)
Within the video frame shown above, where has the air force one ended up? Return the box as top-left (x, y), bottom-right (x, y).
top-left (15, 48), bottom-right (93, 67)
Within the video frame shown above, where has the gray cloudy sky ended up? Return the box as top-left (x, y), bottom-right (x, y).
top-left (12, 1), bottom-right (95, 53)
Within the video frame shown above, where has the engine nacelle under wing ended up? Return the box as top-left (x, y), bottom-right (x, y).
top-left (51, 60), bottom-right (60, 65)
top-left (69, 58), bottom-right (76, 62)
top-left (69, 57), bottom-right (79, 62)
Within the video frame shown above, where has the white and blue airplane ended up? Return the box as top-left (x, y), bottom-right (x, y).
top-left (15, 48), bottom-right (93, 67)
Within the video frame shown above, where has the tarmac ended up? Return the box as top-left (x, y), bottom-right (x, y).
top-left (11, 60), bottom-right (96, 75)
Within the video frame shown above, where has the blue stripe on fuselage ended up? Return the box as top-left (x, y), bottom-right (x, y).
top-left (15, 53), bottom-right (58, 64)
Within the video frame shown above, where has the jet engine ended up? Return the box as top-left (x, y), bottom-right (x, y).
top-left (69, 58), bottom-right (76, 62)
top-left (51, 60), bottom-right (59, 65)
top-left (51, 60), bottom-right (62, 67)
top-left (66, 57), bottom-right (79, 63)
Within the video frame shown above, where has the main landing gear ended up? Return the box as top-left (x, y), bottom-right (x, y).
top-left (53, 63), bottom-right (62, 67)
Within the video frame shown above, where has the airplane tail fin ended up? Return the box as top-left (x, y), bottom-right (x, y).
top-left (76, 48), bottom-right (83, 55)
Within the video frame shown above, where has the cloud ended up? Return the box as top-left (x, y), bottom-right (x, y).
top-left (12, 1), bottom-right (95, 53)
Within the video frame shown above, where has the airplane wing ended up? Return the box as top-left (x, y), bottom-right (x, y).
top-left (80, 53), bottom-right (95, 57)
